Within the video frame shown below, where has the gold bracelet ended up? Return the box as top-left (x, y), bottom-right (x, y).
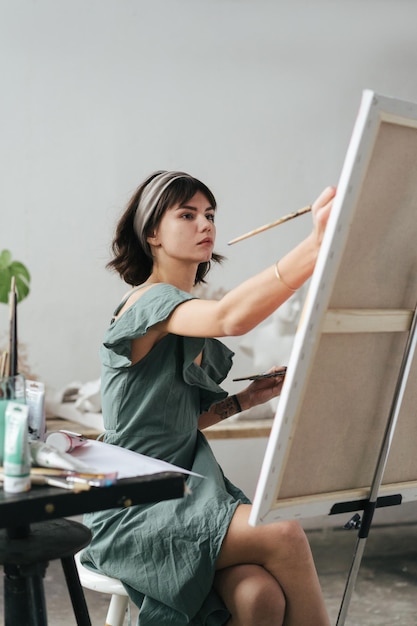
top-left (274, 261), bottom-right (297, 292)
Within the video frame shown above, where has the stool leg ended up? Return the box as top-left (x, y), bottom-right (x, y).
top-left (106, 594), bottom-right (129, 626)
top-left (4, 562), bottom-right (48, 626)
top-left (61, 556), bottom-right (92, 626)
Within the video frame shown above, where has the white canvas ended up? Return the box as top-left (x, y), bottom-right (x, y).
top-left (250, 90), bottom-right (417, 526)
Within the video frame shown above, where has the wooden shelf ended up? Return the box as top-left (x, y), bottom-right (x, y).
top-left (203, 418), bottom-right (273, 439)
top-left (46, 415), bottom-right (273, 441)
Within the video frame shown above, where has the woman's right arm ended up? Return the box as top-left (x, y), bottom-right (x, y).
top-left (166, 186), bottom-right (336, 339)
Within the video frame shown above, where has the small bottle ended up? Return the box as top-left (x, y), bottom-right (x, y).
top-left (45, 430), bottom-right (87, 453)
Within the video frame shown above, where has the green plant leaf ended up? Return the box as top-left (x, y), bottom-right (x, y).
top-left (0, 250), bottom-right (31, 304)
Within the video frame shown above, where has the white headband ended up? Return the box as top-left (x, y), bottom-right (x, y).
top-left (133, 170), bottom-right (191, 254)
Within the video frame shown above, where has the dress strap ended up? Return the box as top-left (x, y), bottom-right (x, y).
top-left (111, 284), bottom-right (151, 321)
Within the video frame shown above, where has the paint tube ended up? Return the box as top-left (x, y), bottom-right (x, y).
top-left (0, 374), bottom-right (26, 466)
top-left (28, 440), bottom-right (95, 472)
top-left (45, 430), bottom-right (87, 453)
top-left (26, 380), bottom-right (46, 441)
top-left (3, 402), bottom-right (31, 493)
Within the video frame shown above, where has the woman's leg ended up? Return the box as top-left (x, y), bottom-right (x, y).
top-left (215, 504), bottom-right (330, 626)
top-left (214, 564), bottom-right (286, 626)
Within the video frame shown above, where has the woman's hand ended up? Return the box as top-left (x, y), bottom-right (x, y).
top-left (310, 186), bottom-right (337, 248)
top-left (238, 366), bottom-right (286, 411)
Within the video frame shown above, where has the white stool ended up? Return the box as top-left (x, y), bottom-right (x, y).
top-left (74, 552), bottom-right (129, 626)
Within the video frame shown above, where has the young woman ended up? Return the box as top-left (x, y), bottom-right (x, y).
top-left (81, 170), bottom-right (336, 626)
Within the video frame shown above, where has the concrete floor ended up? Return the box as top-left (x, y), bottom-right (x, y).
top-left (1, 511), bottom-right (417, 625)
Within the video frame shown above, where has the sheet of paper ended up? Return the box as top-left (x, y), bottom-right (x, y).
top-left (70, 439), bottom-right (201, 479)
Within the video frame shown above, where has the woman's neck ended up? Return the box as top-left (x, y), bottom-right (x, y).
top-left (149, 264), bottom-right (197, 293)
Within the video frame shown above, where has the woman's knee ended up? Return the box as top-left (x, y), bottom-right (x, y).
top-left (264, 520), bottom-right (313, 567)
top-left (274, 519), bottom-right (309, 546)
top-left (216, 506), bottom-right (312, 573)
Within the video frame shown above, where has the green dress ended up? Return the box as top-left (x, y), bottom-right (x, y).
top-left (81, 284), bottom-right (250, 625)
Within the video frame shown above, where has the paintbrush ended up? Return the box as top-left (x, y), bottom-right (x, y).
top-left (8, 277), bottom-right (18, 376)
top-left (228, 204), bottom-right (312, 245)
top-left (29, 474), bottom-right (91, 491)
top-left (30, 467), bottom-right (118, 487)
top-left (0, 351), bottom-right (9, 379)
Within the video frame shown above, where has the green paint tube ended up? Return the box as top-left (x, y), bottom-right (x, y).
top-left (0, 374), bottom-right (26, 466)
top-left (3, 402), bottom-right (31, 493)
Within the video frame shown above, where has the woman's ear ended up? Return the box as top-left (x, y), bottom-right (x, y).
top-left (146, 230), bottom-right (159, 247)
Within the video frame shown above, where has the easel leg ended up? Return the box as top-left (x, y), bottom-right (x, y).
top-left (336, 535), bottom-right (366, 626)
top-left (336, 501), bottom-right (376, 626)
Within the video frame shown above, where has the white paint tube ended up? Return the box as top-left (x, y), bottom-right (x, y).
top-left (28, 440), bottom-right (95, 472)
top-left (45, 430), bottom-right (87, 453)
top-left (4, 402), bottom-right (31, 493)
top-left (26, 380), bottom-right (46, 441)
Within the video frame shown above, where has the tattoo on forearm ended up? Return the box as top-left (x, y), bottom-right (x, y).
top-left (214, 395), bottom-right (242, 420)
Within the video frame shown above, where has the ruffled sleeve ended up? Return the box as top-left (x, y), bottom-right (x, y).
top-left (100, 284), bottom-right (195, 368)
top-left (182, 337), bottom-right (235, 412)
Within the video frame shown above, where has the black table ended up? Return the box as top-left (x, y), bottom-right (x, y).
top-left (0, 472), bottom-right (185, 625)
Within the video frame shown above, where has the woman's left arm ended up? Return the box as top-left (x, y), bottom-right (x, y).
top-left (198, 367), bottom-right (285, 429)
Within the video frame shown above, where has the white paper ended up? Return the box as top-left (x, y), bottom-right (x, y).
top-left (70, 439), bottom-right (201, 479)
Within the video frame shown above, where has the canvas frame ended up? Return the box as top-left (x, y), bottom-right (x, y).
top-left (250, 90), bottom-right (417, 527)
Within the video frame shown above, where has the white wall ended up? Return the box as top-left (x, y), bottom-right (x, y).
top-left (1, 0), bottom-right (417, 395)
